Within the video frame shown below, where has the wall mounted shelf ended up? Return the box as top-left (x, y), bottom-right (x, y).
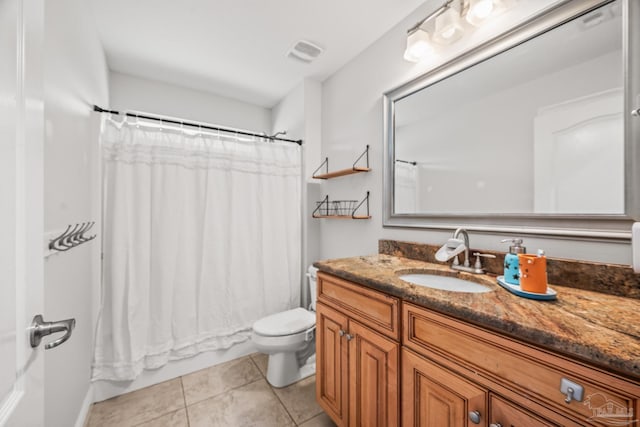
top-left (313, 192), bottom-right (370, 219)
top-left (312, 145), bottom-right (370, 179)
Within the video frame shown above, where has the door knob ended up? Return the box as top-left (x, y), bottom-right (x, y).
top-left (29, 314), bottom-right (76, 350)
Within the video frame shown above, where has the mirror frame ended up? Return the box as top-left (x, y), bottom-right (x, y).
top-left (383, 0), bottom-right (640, 241)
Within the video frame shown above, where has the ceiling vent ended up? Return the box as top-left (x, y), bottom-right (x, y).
top-left (287, 40), bottom-right (323, 63)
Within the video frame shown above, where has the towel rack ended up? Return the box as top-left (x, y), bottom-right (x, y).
top-left (47, 222), bottom-right (96, 254)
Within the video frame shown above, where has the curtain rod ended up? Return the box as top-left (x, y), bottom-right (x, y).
top-left (93, 105), bottom-right (303, 145)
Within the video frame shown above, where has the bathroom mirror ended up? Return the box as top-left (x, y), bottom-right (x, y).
top-left (383, 0), bottom-right (640, 239)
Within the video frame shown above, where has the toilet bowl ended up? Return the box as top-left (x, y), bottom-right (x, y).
top-left (251, 266), bottom-right (318, 388)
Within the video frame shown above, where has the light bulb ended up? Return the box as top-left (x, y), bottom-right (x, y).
top-left (466, 0), bottom-right (495, 26)
top-left (474, 0), bottom-right (494, 18)
top-left (433, 7), bottom-right (465, 44)
top-left (404, 28), bottom-right (432, 62)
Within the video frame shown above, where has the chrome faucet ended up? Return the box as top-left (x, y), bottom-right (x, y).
top-left (435, 227), bottom-right (495, 274)
top-left (452, 228), bottom-right (470, 268)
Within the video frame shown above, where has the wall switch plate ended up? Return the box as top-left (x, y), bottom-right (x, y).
top-left (633, 222), bottom-right (640, 273)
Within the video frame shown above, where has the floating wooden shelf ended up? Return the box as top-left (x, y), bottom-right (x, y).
top-left (312, 145), bottom-right (370, 180)
top-left (312, 192), bottom-right (370, 220)
top-left (313, 167), bottom-right (371, 180)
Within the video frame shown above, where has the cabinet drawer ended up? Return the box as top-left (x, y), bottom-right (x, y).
top-left (318, 272), bottom-right (400, 340)
top-left (490, 394), bottom-right (557, 427)
top-left (403, 302), bottom-right (640, 426)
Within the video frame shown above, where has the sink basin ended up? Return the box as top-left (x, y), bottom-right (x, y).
top-left (398, 273), bottom-right (493, 293)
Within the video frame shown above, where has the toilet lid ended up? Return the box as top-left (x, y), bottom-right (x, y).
top-left (253, 308), bottom-right (315, 337)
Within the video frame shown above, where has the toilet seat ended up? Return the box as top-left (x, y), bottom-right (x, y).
top-left (253, 307), bottom-right (315, 337)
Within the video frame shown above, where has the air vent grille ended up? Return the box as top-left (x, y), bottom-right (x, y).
top-left (287, 40), bottom-right (323, 63)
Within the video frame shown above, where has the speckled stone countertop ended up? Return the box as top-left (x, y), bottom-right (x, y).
top-left (314, 254), bottom-right (640, 381)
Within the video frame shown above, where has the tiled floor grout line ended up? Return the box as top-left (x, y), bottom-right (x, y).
top-left (249, 354), bottom-right (267, 379)
top-left (130, 409), bottom-right (180, 427)
top-left (265, 380), bottom-right (298, 426)
top-left (181, 361), bottom-right (266, 409)
top-left (249, 354), bottom-right (325, 426)
top-left (296, 412), bottom-right (319, 426)
top-left (180, 377), bottom-right (191, 427)
top-left (249, 354), bottom-right (299, 426)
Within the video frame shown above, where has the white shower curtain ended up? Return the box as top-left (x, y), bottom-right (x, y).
top-left (92, 118), bottom-right (301, 381)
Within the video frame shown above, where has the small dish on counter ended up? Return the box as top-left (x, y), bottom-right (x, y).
top-left (496, 275), bottom-right (557, 301)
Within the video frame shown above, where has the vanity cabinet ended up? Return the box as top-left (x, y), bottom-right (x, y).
top-left (315, 272), bottom-right (640, 427)
top-left (402, 302), bottom-right (640, 427)
top-left (316, 272), bottom-right (400, 426)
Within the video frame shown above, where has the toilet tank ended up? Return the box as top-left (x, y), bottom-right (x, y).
top-left (307, 265), bottom-right (319, 311)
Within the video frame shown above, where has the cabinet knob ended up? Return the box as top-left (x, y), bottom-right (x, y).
top-left (345, 334), bottom-right (354, 341)
top-left (468, 410), bottom-right (481, 424)
top-left (490, 424), bottom-right (503, 427)
top-left (339, 329), bottom-right (346, 337)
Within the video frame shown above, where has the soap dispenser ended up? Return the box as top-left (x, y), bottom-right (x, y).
top-left (501, 238), bottom-right (525, 285)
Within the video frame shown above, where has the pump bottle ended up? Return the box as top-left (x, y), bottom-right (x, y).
top-left (501, 238), bottom-right (526, 286)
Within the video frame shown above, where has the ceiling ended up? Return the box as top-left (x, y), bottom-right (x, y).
top-left (91, 0), bottom-right (428, 108)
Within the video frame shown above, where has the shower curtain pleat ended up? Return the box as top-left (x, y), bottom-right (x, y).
top-left (92, 118), bottom-right (301, 381)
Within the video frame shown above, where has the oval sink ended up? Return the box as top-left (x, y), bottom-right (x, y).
top-left (398, 273), bottom-right (493, 293)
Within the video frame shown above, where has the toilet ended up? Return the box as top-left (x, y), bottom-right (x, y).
top-left (251, 265), bottom-right (318, 388)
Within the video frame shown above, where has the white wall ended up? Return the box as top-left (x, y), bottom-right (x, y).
top-left (271, 79), bottom-right (323, 308)
top-left (110, 71), bottom-right (272, 132)
top-left (43, 0), bottom-right (109, 425)
top-left (320, 0), bottom-right (632, 264)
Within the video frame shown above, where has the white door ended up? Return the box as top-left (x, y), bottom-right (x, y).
top-left (533, 88), bottom-right (624, 214)
top-left (0, 0), bottom-right (45, 426)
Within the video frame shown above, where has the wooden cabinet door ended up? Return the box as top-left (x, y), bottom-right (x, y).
top-left (317, 302), bottom-right (350, 427)
top-left (348, 320), bottom-right (399, 427)
top-left (402, 348), bottom-right (487, 427)
top-left (489, 394), bottom-right (557, 427)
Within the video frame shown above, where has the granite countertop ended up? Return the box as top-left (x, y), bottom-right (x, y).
top-left (314, 254), bottom-right (640, 381)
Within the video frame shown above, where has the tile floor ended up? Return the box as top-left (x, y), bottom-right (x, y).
top-left (85, 353), bottom-right (336, 427)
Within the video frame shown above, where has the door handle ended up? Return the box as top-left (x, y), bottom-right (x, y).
top-left (29, 314), bottom-right (76, 350)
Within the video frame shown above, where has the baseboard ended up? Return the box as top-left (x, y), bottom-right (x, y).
top-left (74, 383), bottom-right (94, 427)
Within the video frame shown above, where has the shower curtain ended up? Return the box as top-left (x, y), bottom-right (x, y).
top-left (92, 117), bottom-right (301, 381)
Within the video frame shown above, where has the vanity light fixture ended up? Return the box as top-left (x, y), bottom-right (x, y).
top-left (404, 0), bottom-right (516, 62)
top-left (404, 28), bottom-right (432, 62)
top-left (466, 0), bottom-right (494, 26)
top-left (433, 4), bottom-right (465, 44)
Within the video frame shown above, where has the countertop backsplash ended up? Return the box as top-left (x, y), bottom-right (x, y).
top-left (379, 239), bottom-right (640, 300)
